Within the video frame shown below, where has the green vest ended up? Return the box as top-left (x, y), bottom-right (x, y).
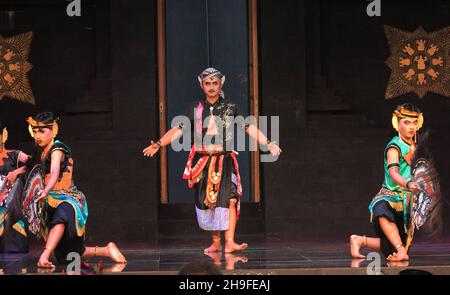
top-left (368, 136), bottom-right (414, 227)
top-left (368, 136), bottom-right (416, 250)
top-left (383, 136), bottom-right (412, 192)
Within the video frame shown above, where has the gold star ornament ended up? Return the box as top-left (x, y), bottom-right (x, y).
top-left (384, 26), bottom-right (450, 99)
top-left (0, 32), bottom-right (35, 104)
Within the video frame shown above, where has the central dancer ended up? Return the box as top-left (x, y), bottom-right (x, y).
top-left (144, 68), bottom-right (281, 253)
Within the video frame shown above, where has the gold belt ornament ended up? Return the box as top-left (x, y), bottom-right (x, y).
top-left (204, 155), bottom-right (224, 208)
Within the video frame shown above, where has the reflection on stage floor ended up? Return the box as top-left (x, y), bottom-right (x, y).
top-left (2, 237), bottom-right (450, 275)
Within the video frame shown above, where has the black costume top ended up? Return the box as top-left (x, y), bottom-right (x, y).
top-left (0, 149), bottom-right (21, 176)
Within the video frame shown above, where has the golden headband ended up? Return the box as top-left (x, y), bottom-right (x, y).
top-left (26, 117), bottom-right (59, 138)
top-left (391, 107), bottom-right (424, 131)
top-left (1, 127), bottom-right (7, 144)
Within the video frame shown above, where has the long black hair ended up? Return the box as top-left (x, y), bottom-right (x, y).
top-left (394, 103), bottom-right (422, 114)
top-left (32, 111), bottom-right (58, 125)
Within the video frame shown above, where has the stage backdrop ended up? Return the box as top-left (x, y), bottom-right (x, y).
top-left (165, 0), bottom-right (250, 203)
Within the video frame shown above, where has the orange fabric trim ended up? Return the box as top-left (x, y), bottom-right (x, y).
top-left (0, 149), bottom-right (11, 166)
top-left (12, 222), bottom-right (27, 237)
top-left (403, 143), bottom-right (416, 165)
top-left (204, 155), bottom-right (225, 209)
top-left (47, 195), bottom-right (85, 237)
top-left (45, 158), bottom-right (73, 191)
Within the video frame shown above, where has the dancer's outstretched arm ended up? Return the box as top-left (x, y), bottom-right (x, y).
top-left (245, 124), bottom-right (282, 156)
top-left (35, 150), bottom-right (63, 202)
top-left (143, 127), bottom-right (183, 157)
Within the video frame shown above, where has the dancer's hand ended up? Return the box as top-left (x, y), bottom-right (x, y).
top-left (407, 181), bottom-right (420, 192)
top-left (35, 189), bottom-right (49, 203)
top-left (268, 142), bottom-right (282, 156)
top-left (6, 171), bottom-right (17, 183)
top-left (143, 140), bottom-right (161, 157)
top-left (6, 167), bottom-right (24, 183)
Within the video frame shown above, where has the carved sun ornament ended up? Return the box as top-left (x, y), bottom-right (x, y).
top-left (384, 26), bottom-right (450, 99)
top-left (0, 32), bottom-right (34, 104)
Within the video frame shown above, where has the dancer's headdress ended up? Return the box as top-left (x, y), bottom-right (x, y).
top-left (198, 68), bottom-right (226, 98)
top-left (26, 112), bottom-right (59, 139)
top-left (391, 103), bottom-right (424, 132)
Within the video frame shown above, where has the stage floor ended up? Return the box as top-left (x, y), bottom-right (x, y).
top-left (2, 237), bottom-right (450, 275)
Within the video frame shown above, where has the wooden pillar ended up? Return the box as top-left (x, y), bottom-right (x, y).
top-left (249, 0), bottom-right (260, 203)
top-left (157, 0), bottom-right (168, 204)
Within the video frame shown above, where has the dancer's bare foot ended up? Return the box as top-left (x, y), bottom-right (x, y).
top-left (103, 263), bottom-right (127, 273)
top-left (107, 242), bottom-right (127, 263)
top-left (351, 258), bottom-right (365, 268)
top-left (204, 242), bottom-right (222, 253)
top-left (225, 240), bottom-right (248, 253)
top-left (387, 260), bottom-right (409, 268)
top-left (225, 253), bottom-right (248, 270)
top-left (350, 235), bottom-right (366, 259)
top-left (204, 251), bottom-right (222, 267)
top-left (37, 267), bottom-right (56, 274)
top-left (387, 247), bottom-right (409, 262)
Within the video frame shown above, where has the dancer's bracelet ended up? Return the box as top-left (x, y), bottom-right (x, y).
top-left (44, 247), bottom-right (53, 253)
top-left (153, 140), bottom-right (161, 148)
top-left (406, 180), bottom-right (412, 189)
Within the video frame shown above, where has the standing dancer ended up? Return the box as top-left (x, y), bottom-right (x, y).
top-left (144, 68), bottom-right (281, 253)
